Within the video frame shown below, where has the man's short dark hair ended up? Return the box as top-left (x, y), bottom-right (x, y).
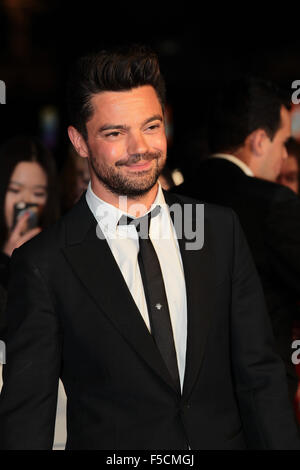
top-left (67, 45), bottom-right (166, 141)
top-left (208, 77), bottom-right (290, 154)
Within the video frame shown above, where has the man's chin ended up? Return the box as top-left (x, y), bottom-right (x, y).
top-left (111, 167), bottom-right (160, 196)
top-left (109, 180), bottom-right (158, 197)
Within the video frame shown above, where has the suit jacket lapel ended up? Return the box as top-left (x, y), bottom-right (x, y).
top-left (164, 192), bottom-right (215, 401)
top-left (62, 193), bottom-right (179, 395)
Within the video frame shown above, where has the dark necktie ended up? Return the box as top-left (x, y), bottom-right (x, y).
top-left (119, 208), bottom-right (181, 392)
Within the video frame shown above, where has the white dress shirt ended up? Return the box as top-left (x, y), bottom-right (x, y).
top-left (85, 182), bottom-right (187, 391)
top-left (211, 153), bottom-right (254, 177)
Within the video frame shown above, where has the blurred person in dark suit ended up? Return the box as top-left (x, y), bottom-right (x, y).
top-left (0, 135), bottom-right (60, 294)
top-left (176, 78), bottom-right (300, 406)
top-left (277, 137), bottom-right (300, 194)
top-left (0, 50), bottom-right (299, 450)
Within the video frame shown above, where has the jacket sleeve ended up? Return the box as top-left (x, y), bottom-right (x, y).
top-left (0, 247), bottom-right (62, 449)
top-left (230, 210), bottom-right (300, 449)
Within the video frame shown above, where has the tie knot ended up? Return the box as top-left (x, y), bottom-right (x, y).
top-left (118, 205), bottom-right (161, 239)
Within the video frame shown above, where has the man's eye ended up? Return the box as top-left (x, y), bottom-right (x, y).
top-left (34, 193), bottom-right (46, 198)
top-left (105, 132), bottom-right (121, 138)
top-left (147, 124), bottom-right (160, 131)
top-left (7, 188), bottom-right (19, 193)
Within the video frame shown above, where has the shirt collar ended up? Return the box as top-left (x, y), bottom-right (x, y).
top-left (211, 153), bottom-right (254, 177)
top-left (85, 181), bottom-right (166, 235)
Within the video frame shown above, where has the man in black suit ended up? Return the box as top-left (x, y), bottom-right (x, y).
top-left (176, 78), bottom-right (300, 406)
top-left (0, 50), bottom-right (299, 450)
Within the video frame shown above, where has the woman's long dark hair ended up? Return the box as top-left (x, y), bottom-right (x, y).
top-left (0, 135), bottom-right (60, 249)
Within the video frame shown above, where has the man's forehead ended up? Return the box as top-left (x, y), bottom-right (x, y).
top-left (87, 86), bottom-right (163, 128)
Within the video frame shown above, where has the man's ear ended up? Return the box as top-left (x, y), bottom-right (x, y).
top-left (248, 129), bottom-right (269, 157)
top-left (68, 126), bottom-right (89, 158)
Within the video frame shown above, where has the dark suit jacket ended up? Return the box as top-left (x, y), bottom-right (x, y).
top-left (0, 190), bottom-right (299, 450)
top-left (176, 157), bottom-right (300, 399)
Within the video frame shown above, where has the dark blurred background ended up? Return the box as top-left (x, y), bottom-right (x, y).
top-left (0, 1), bottom-right (299, 177)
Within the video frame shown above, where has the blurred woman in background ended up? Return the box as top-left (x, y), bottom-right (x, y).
top-left (0, 135), bottom-right (60, 293)
top-left (0, 136), bottom-right (63, 448)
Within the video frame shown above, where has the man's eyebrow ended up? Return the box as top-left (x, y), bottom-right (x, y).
top-left (141, 114), bottom-right (163, 127)
top-left (98, 115), bottom-right (163, 133)
top-left (98, 124), bottom-right (130, 133)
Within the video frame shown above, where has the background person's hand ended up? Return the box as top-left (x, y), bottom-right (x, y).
top-left (2, 212), bottom-right (42, 257)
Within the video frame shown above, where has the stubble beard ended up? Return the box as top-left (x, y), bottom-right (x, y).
top-left (87, 146), bottom-right (166, 197)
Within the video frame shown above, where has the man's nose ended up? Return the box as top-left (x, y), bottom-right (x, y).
top-left (127, 132), bottom-right (150, 156)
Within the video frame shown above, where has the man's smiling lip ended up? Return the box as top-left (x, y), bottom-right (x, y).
top-left (124, 160), bottom-right (153, 170)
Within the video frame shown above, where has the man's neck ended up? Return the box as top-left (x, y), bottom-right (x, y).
top-left (90, 177), bottom-right (159, 217)
top-left (212, 153), bottom-right (254, 177)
